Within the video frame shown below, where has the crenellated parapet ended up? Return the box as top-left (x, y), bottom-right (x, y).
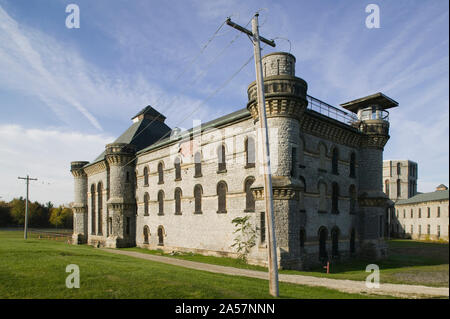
top-left (105, 143), bottom-right (136, 166)
top-left (247, 52), bottom-right (308, 122)
top-left (70, 161), bottom-right (89, 177)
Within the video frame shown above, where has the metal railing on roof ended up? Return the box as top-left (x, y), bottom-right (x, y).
top-left (306, 95), bottom-right (358, 125)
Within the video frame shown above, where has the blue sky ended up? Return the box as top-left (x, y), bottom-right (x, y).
top-left (0, 0), bottom-right (448, 205)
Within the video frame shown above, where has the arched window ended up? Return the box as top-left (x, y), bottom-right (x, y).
top-left (318, 181), bottom-right (327, 213)
top-left (158, 162), bottom-right (164, 184)
top-left (174, 188), bottom-right (182, 215)
top-left (298, 137), bottom-right (305, 167)
top-left (157, 226), bottom-right (164, 246)
top-left (299, 228), bottom-right (306, 250)
top-left (349, 185), bottom-right (356, 214)
top-left (218, 144), bottom-right (226, 172)
top-left (244, 177), bottom-right (255, 212)
top-left (349, 152), bottom-right (356, 178)
top-left (143, 226), bottom-right (149, 244)
top-left (299, 176), bottom-right (306, 212)
top-left (143, 166), bottom-right (149, 186)
top-left (245, 137), bottom-right (255, 168)
top-left (194, 184), bottom-right (202, 214)
top-left (174, 157), bottom-right (181, 181)
top-left (97, 182), bottom-right (103, 235)
top-left (318, 143), bottom-right (327, 171)
top-left (385, 180), bottom-right (390, 197)
top-left (144, 192), bottom-right (149, 216)
top-left (350, 228), bottom-right (356, 255)
top-left (397, 179), bottom-right (401, 197)
top-left (331, 227), bottom-right (339, 258)
top-left (331, 147), bottom-right (339, 175)
top-left (217, 181), bottom-right (227, 213)
top-left (194, 152), bottom-right (202, 177)
top-left (158, 190), bottom-right (164, 215)
top-left (91, 184), bottom-right (96, 234)
top-left (318, 227), bottom-right (328, 261)
top-left (397, 162), bottom-right (401, 175)
top-left (331, 182), bottom-right (339, 214)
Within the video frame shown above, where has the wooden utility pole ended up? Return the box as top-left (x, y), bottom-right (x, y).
top-left (18, 175), bottom-right (38, 239)
top-left (226, 13), bottom-right (279, 297)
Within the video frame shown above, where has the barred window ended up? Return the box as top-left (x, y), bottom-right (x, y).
top-left (144, 192), bottom-right (149, 216)
top-left (174, 188), bottom-right (182, 215)
top-left (217, 181), bottom-right (227, 213)
top-left (158, 190), bottom-right (164, 215)
top-left (143, 166), bottom-right (149, 186)
top-left (244, 177), bottom-right (255, 212)
top-left (194, 184), bottom-right (202, 214)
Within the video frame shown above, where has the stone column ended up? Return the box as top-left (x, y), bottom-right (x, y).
top-left (70, 161), bottom-right (89, 244)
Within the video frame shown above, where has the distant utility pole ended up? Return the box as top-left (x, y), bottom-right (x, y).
top-left (18, 175), bottom-right (38, 239)
top-left (226, 14), bottom-right (279, 297)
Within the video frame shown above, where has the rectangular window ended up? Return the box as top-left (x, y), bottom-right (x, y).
top-left (437, 207), bottom-right (441, 218)
top-left (291, 147), bottom-right (297, 177)
top-left (427, 224), bottom-right (430, 235)
top-left (437, 225), bottom-right (440, 238)
top-left (410, 225), bottom-right (413, 234)
top-left (427, 207), bottom-right (430, 218)
top-left (260, 212), bottom-right (266, 244)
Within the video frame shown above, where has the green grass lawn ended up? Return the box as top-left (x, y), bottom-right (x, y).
top-left (0, 231), bottom-right (388, 299)
top-left (122, 239), bottom-right (449, 288)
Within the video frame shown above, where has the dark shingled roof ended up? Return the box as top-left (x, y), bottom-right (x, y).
top-left (396, 189), bottom-right (449, 205)
top-left (90, 112), bottom-right (171, 163)
top-left (131, 105), bottom-right (166, 120)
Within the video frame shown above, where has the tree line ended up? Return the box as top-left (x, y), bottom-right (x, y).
top-left (0, 197), bottom-right (73, 229)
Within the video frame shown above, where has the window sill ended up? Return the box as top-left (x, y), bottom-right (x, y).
top-left (157, 181), bottom-right (164, 185)
top-left (194, 174), bottom-right (203, 178)
top-left (175, 178), bottom-right (182, 182)
top-left (244, 164), bottom-right (255, 169)
top-left (174, 212), bottom-right (182, 216)
top-left (244, 209), bottom-right (255, 213)
top-left (194, 211), bottom-right (203, 215)
top-left (157, 213), bottom-right (164, 216)
top-left (217, 169), bottom-right (227, 174)
top-left (217, 210), bottom-right (227, 214)
top-left (144, 184), bottom-right (149, 187)
top-left (144, 214), bottom-right (149, 217)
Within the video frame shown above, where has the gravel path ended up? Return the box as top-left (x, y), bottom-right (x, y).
top-left (100, 248), bottom-right (449, 299)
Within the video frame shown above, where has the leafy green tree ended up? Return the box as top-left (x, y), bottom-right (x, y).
top-left (50, 206), bottom-right (73, 229)
top-left (10, 197), bottom-right (26, 225)
top-left (0, 201), bottom-right (12, 227)
top-left (231, 215), bottom-right (257, 262)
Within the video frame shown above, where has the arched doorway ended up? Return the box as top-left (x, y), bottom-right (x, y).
top-left (350, 228), bottom-right (356, 255)
top-left (143, 226), bottom-right (149, 244)
top-left (157, 226), bottom-right (164, 246)
top-left (331, 227), bottom-right (340, 258)
top-left (318, 227), bottom-right (328, 262)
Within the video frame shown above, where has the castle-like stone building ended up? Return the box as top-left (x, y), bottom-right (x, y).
top-left (70, 52), bottom-right (398, 269)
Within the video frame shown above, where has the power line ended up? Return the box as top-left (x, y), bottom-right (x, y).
top-left (123, 16), bottom-right (254, 157)
top-left (121, 53), bottom-right (255, 168)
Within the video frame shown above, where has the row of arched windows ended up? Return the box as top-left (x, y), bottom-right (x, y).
top-left (140, 177), bottom-right (255, 216)
top-left (315, 226), bottom-right (356, 261)
top-left (316, 143), bottom-right (356, 178)
top-left (140, 138), bottom-right (256, 187)
top-left (90, 182), bottom-right (103, 235)
top-left (316, 179), bottom-right (357, 214)
top-left (143, 225), bottom-right (164, 246)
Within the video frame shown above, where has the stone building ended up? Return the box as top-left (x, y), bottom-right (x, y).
top-left (391, 184), bottom-right (449, 241)
top-left (383, 160), bottom-right (418, 200)
top-left (70, 51), bottom-right (398, 269)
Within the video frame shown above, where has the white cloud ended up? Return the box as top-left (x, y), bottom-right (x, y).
top-left (0, 124), bottom-right (114, 205)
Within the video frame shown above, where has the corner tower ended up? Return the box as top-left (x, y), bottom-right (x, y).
top-left (70, 161), bottom-right (89, 244)
top-left (105, 143), bottom-right (137, 248)
top-left (247, 52), bottom-right (308, 268)
top-left (341, 92), bottom-right (398, 258)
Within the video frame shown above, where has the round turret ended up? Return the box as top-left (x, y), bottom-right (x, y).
top-left (247, 52), bottom-right (308, 122)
